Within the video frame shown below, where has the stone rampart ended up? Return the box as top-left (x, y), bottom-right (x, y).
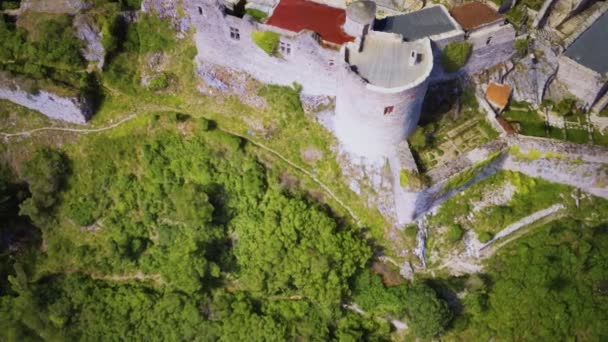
top-left (557, 55), bottom-right (606, 108)
top-left (333, 36), bottom-right (433, 159)
top-left (508, 135), bottom-right (608, 163)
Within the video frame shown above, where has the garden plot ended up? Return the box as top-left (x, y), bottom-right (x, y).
top-left (410, 86), bottom-right (498, 171)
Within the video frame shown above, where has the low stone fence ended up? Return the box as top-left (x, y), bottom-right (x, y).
top-left (508, 135), bottom-right (608, 163)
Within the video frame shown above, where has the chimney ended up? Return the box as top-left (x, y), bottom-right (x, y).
top-left (409, 51), bottom-right (419, 66)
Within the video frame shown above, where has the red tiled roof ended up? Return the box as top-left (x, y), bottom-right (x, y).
top-left (266, 0), bottom-right (354, 45)
top-left (485, 82), bottom-right (512, 109)
top-left (449, 2), bottom-right (503, 31)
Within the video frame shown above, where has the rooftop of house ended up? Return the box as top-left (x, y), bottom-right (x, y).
top-left (347, 32), bottom-right (432, 88)
top-left (266, 0), bottom-right (354, 44)
top-left (449, 2), bottom-right (503, 31)
top-left (563, 11), bottom-right (608, 75)
top-left (374, 5), bottom-right (459, 41)
top-left (485, 82), bottom-right (512, 110)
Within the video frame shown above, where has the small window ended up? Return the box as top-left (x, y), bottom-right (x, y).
top-left (198, 6), bottom-right (203, 15)
top-left (486, 36), bottom-right (492, 45)
top-left (384, 106), bottom-right (394, 115)
top-left (279, 41), bottom-right (291, 55)
top-left (328, 59), bottom-right (335, 66)
top-left (229, 27), bottom-right (240, 40)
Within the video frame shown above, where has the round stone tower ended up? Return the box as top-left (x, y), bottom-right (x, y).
top-left (343, 0), bottom-right (376, 37)
top-left (335, 31), bottom-right (434, 159)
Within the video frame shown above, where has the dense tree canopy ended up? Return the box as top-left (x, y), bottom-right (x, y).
top-left (0, 115), bottom-right (388, 341)
top-left (462, 219), bottom-right (608, 340)
top-left (1, 114), bottom-right (607, 340)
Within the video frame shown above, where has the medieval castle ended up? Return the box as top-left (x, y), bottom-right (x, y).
top-left (186, 0), bottom-right (516, 159)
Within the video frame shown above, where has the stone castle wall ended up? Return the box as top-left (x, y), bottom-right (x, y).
top-left (188, 0), bottom-right (434, 160)
top-left (557, 55), bottom-right (606, 108)
top-left (463, 23), bottom-right (516, 74)
top-left (334, 44), bottom-right (432, 158)
top-left (187, 0), bottom-right (343, 96)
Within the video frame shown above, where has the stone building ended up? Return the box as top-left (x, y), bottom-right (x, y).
top-left (187, 0), bottom-right (436, 159)
top-left (449, 1), bottom-right (516, 73)
top-left (557, 10), bottom-right (608, 111)
top-left (187, 0), bottom-right (515, 158)
top-left (186, 0), bottom-right (516, 222)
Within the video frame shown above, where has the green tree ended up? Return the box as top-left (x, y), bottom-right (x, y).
top-left (19, 148), bottom-right (68, 224)
top-left (405, 282), bottom-right (453, 338)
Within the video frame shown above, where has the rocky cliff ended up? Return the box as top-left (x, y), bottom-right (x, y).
top-left (0, 85), bottom-right (92, 124)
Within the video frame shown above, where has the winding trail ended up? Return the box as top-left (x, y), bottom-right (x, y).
top-left (1, 109), bottom-right (362, 225)
top-left (0, 113), bottom-right (139, 138)
top-left (221, 128), bottom-right (362, 225)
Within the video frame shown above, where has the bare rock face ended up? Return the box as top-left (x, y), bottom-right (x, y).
top-left (141, 0), bottom-right (191, 34)
top-left (20, 0), bottom-right (90, 14)
top-left (74, 14), bottom-right (105, 70)
top-left (0, 84), bottom-right (92, 124)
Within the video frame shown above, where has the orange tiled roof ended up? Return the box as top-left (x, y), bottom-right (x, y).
top-left (450, 2), bottom-right (503, 31)
top-left (485, 82), bottom-right (512, 109)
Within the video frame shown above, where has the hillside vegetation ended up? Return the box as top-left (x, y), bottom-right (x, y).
top-left (0, 1), bottom-right (607, 341)
top-left (0, 114), bottom-right (459, 340)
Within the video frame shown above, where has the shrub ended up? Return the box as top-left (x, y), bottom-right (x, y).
top-left (400, 169), bottom-right (430, 191)
top-left (441, 42), bottom-right (473, 73)
top-left (554, 98), bottom-right (577, 116)
top-left (478, 231), bottom-right (493, 243)
top-left (408, 127), bottom-right (428, 150)
top-left (19, 148), bottom-right (69, 224)
top-left (565, 127), bottom-right (589, 144)
top-left (461, 88), bottom-right (479, 110)
top-left (405, 283), bottom-right (453, 338)
top-left (1, 1), bottom-right (20, 10)
top-left (403, 224), bottom-right (418, 239)
top-left (136, 13), bottom-right (175, 53)
top-left (67, 196), bottom-right (98, 226)
top-left (447, 224), bottom-right (464, 243)
top-left (505, 6), bottom-right (526, 27)
top-left (258, 83), bottom-right (303, 116)
top-left (251, 30), bottom-right (280, 56)
top-left (514, 37), bottom-right (529, 57)
top-left (119, 0), bottom-right (142, 10)
top-left (246, 8), bottom-right (268, 22)
top-left (147, 73), bottom-right (169, 91)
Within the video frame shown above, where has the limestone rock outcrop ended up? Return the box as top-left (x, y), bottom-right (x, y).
top-left (74, 14), bottom-right (106, 70)
top-left (142, 0), bottom-right (191, 33)
top-left (0, 84), bottom-right (92, 124)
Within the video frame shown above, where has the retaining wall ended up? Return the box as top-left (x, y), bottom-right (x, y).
top-left (557, 55), bottom-right (606, 108)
